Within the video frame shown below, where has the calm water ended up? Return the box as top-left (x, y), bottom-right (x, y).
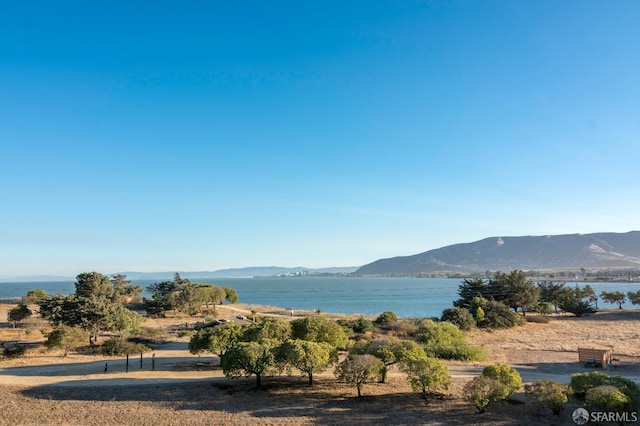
top-left (1, 277), bottom-right (639, 318)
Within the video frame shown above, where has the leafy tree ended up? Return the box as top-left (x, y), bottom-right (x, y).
top-left (454, 277), bottom-right (492, 309)
top-left (557, 286), bottom-right (596, 317)
top-left (8, 304), bottom-right (32, 324)
top-left (335, 354), bottom-right (383, 397)
top-left (441, 307), bottom-right (476, 330)
top-left (537, 281), bottom-right (567, 314)
top-left (75, 272), bottom-right (113, 299)
top-left (291, 316), bottom-right (348, 349)
top-left (464, 376), bottom-right (510, 413)
top-left (470, 298), bottom-right (524, 329)
top-left (400, 357), bottom-right (450, 401)
top-left (627, 290), bottom-right (640, 306)
top-left (600, 291), bottom-right (626, 309)
top-left (280, 339), bottom-right (337, 385)
top-left (583, 285), bottom-right (598, 309)
top-left (373, 311), bottom-right (398, 325)
top-left (525, 380), bottom-right (571, 415)
top-left (220, 341), bottom-right (279, 388)
top-left (38, 292), bottom-right (143, 345)
top-left (23, 289), bottom-right (49, 304)
top-left (222, 286), bottom-right (239, 304)
top-left (357, 337), bottom-right (426, 383)
top-left (174, 283), bottom-right (203, 316)
top-left (244, 318), bottom-right (292, 344)
top-left (491, 270), bottom-right (540, 316)
top-left (481, 364), bottom-right (522, 397)
top-left (110, 274), bottom-right (142, 305)
top-left (417, 319), bottom-right (485, 361)
top-left (195, 285), bottom-right (226, 308)
top-left (45, 326), bottom-right (88, 357)
top-left (189, 323), bottom-right (244, 356)
top-left (144, 275), bottom-right (183, 317)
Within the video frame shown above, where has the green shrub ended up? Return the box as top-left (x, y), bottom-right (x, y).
top-left (586, 385), bottom-right (634, 413)
top-left (374, 311), bottom-right (398, 325)
top-left (610, 376), bottom-right (640, 408)
top-left (481, 301), bottom-right (525, 329)
top-left (464, 376), bottom-right (509, 413)
top-left (441, 307), bottom-right (476, 331)
top-left (176, 330), bottom-right (192, 338)
top-left (570, 372), bottom-right (612, 397)
top-left (99, 338), bottom-right (150, 356)
top-left (525, 380), bottom-right (571, 415)
top-left (418, 320), bottom-right (485, 361)
top-left (2, 343), bottom-right (27, 359)
top-left (351, 317), bottom-right (374, 334)
top-left (570, 372), bottom-right (640, 410)
top-left (481, 364), bottom-right (522, 397)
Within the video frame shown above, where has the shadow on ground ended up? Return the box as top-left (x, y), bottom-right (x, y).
top-left (20, 377), bottom-right (577, 425)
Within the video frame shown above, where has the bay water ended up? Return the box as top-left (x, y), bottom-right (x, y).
top-left (2, 277), bottom-right (640, 318)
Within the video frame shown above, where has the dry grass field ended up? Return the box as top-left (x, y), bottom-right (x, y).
top-left (2, 303), bottom-right (640, 425)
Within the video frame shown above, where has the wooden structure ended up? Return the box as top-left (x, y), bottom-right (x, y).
top-left (578, 347), bottom-right (613, 369)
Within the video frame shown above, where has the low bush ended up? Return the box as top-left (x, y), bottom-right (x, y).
top-left (571, 372), bottom-right (640, 410)
top-left (351, 317), bottom-right (374, 334)
top-left (525, 380), bottom-right (571, 415)
top-left (464, 376), bottom-right (509, 413)
top-left (2, 343), bottom-right (27, 359)
top-left (586, 385), bottom-right (634, 413)
top-left (374, 311), bottom-right (398, 325)
top-left (99, 338), bottom-right (151, 356)
top-left (570, 372), bottom-right (613, 397)
top-left (481, 364), bottom-right (522, 397)
top-left (441, 307), bottom-right (476, 331)
top-left (418, 320), bottom-right (485, 361)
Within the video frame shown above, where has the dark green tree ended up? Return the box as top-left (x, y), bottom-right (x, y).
top-left (291, 316), bottom-right (348, 349)
top-left (220, 341), bottom-right (279, 388)
top-left (400, 356), bottom-right (450, 401)
top-left (75, 272), bottom-right (113, 299)
top-left (600, 291), bottom-right (626, 309)
top-left (537, 281), bottom-right (567, 314)
top-left (335, 354), bottom-right (383, 397)
top-left (189, 323), bottom-right (244, 357)
top-left (279, 339), bottom-right (337, 385)
top-left (8, 304), bottom-right (32, 325)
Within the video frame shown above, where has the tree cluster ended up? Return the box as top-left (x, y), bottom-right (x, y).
top-left (37, 272), bottom-right (144, 348)
top-left (449, 271), bottom-right (601, 328)
top-left (144, 273), bottom-right (238, 317)
top-left (190, 316), bottom-right (343, 388)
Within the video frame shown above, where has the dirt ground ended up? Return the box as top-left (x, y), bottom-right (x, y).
top-left (2, 304), bottom-right (640, 425)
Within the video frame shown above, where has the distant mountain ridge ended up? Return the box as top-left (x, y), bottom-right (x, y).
top-left (117, 266), bottom-right (358, 280)
top-left (356, 231), bottom-right (640, 276)
top-left (0, 266), bottom-right (358, 282)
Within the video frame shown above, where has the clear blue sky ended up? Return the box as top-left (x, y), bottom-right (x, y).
top-left (1, 1), bottom-right (639, 278)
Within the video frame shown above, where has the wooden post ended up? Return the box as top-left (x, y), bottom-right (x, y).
top-left (140, 352), bottom-right (143, 369)
top-left (152, 353), bottom-right (156, 371)
top-left (126, 353), bottom-right (129, 373)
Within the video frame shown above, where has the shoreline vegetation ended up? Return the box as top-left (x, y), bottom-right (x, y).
top-left (2, 273), bottom-right (640, 425)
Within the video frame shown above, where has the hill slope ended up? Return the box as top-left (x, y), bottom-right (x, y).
top-left (356, 231), bottom-right (640, 275)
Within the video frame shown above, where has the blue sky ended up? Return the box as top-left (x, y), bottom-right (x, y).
top-left (1, 1), bottom-right (639, 278)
